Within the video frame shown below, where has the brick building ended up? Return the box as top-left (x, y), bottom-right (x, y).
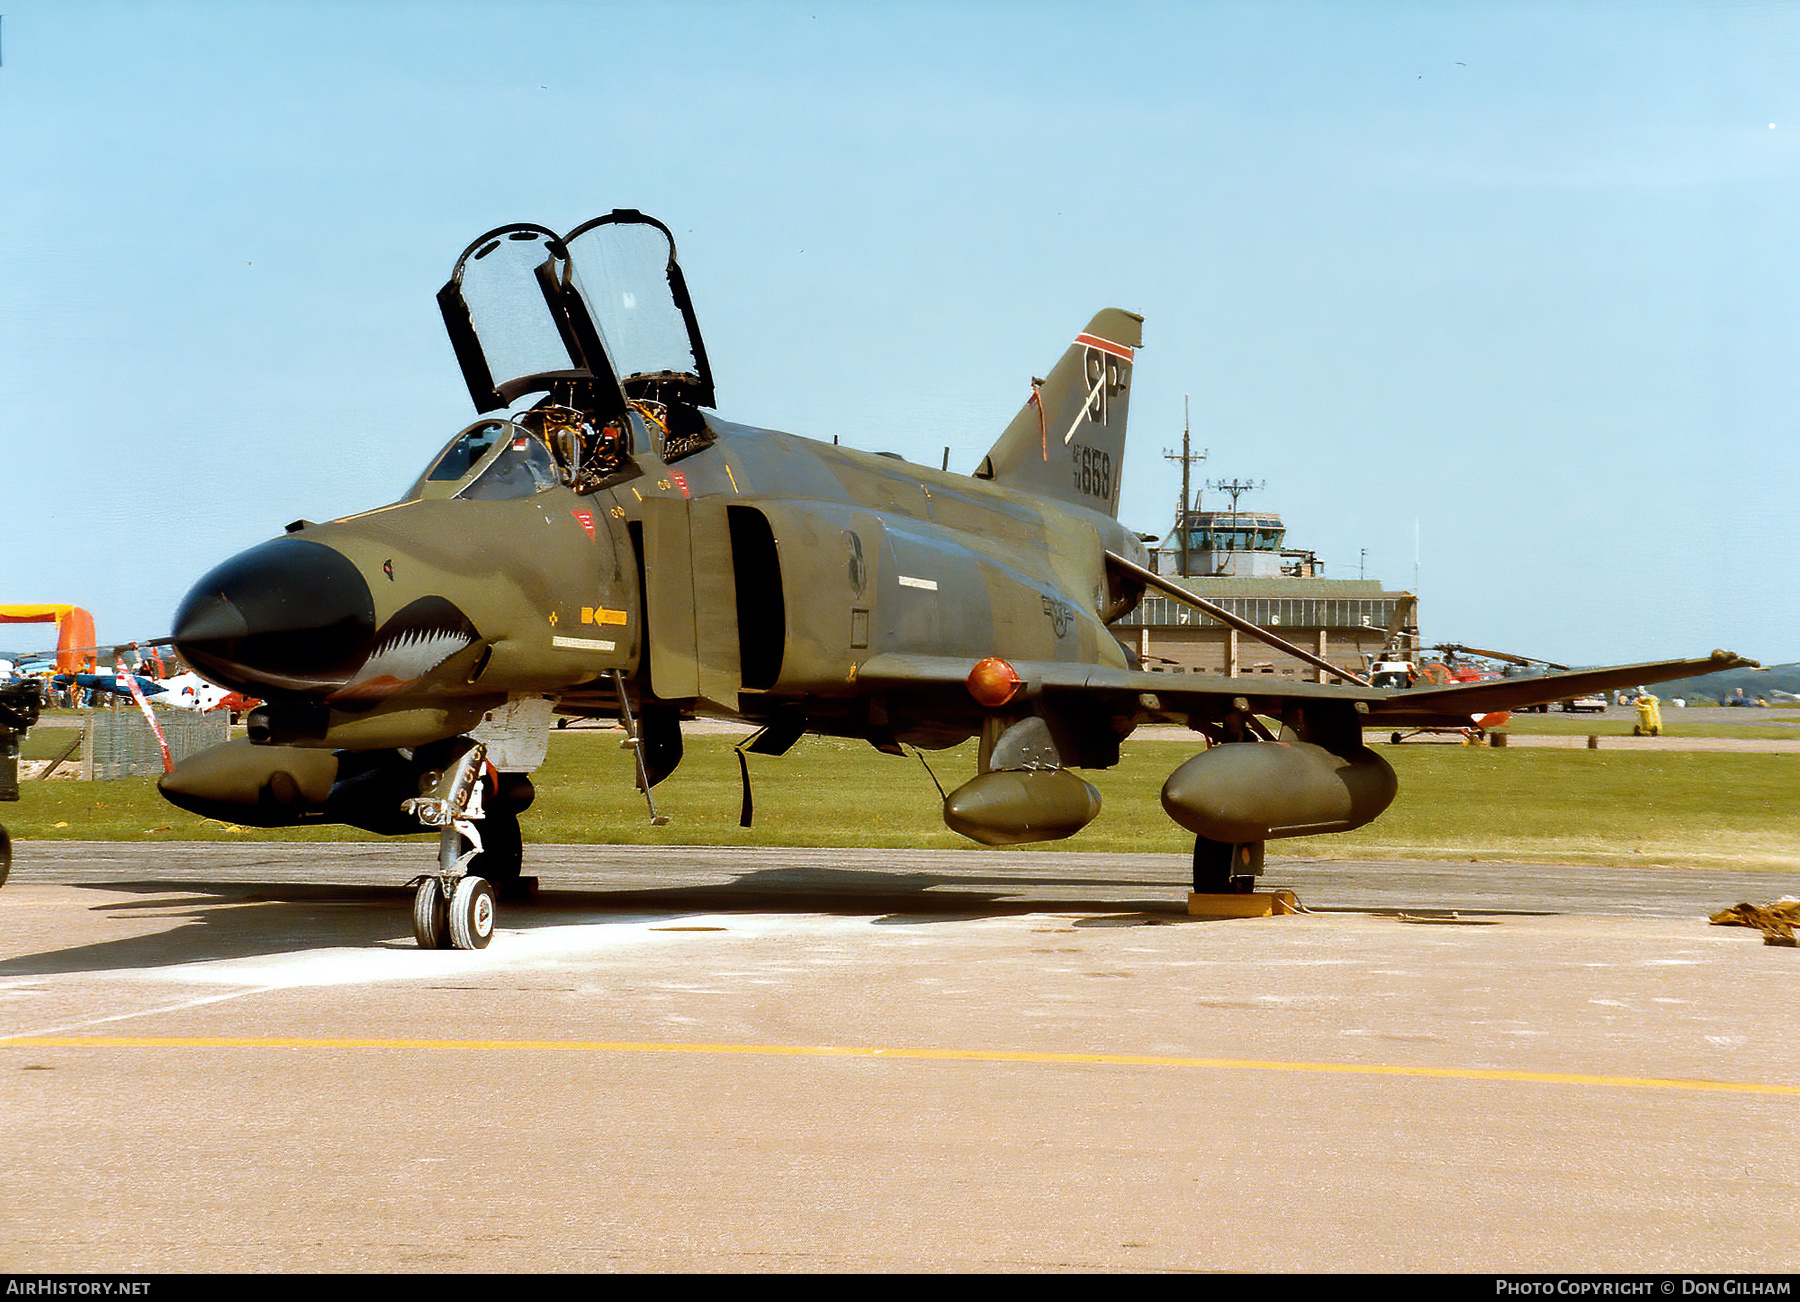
top-left (1115, 508), bottom-right (1417, 682)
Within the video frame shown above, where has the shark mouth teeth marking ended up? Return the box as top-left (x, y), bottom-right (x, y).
top-left (327, 597), bottom-right (479, 704)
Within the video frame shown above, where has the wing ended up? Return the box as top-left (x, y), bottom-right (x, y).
top-left (856, 652), bottom-right (1376, 702)
top-left (1363, 651), bottom-right (1755, 728)
top-left (855, 649), bottom-right (1757, 736)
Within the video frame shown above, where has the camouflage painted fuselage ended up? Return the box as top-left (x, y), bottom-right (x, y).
top-left (223, 411), bottom-right (1146, 758)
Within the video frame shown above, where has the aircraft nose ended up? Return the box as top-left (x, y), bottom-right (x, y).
top-left (172, 538), bottom-right (376, 695)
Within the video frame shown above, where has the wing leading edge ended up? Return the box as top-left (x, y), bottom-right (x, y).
top-left (853, 649), bottom-right (1757, 734)
top-left (1362, 650), bottom-right (1756, 728)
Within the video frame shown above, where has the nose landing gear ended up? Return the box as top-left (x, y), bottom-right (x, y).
top-left (404, 742), bottom-right (496, 950)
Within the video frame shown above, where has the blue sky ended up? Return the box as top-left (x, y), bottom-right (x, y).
top-left (2, 0), bottom-right (1796, 664)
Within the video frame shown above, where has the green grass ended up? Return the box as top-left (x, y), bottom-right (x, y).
top-left (1489, 716), bottom-right (1800, 738)
top-left (19, 728), bottom-right (84, 761)
top-left (1292, 747), bottom-right (1799, 871)
top-left (4, 732), bottom-right (1797, 872)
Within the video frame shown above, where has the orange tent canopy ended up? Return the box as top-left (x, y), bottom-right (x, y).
top-left (0, 605), bottom-right (98, 673)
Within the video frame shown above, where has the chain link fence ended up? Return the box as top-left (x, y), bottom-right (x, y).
top-left (86, 708), bottom-right (229, 781)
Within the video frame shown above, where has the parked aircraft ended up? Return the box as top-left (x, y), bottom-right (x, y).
top-left (155, 211), bottom-right (1752, 948)
top-left (142, 671), bottom-right (250, 715)
top-left (53, 669), bottom-right (250, 715)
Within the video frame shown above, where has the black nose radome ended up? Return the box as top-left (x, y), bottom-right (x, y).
top-left (173, 538), bottom-right (376, 695)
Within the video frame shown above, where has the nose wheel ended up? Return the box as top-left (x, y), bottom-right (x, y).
top-left (411, 870), bottom-right (496, 950)
top-left (405, 742), bottom-right (500, 949)
top-left (412, 876), bottom-right (450, 948)
top-left (448, 875), bottom-right (495, 950)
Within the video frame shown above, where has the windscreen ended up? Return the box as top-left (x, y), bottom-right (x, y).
top-left (565, 221), bottom-right (703, 384)
top-left (425, 422), bottom-right (507, 482)
top-left (408, 420), bottom-right (558, 501)
top-left (459, 431), bottom-right (559, 500)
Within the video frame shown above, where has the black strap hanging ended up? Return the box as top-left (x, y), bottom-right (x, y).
top-left (734, 736), bottom-right (758, 828)
top-left (910, 745), bottom-right (947, 801)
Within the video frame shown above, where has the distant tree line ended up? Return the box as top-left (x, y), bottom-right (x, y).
top-left (1603, 662), bottom-right (1800, 702)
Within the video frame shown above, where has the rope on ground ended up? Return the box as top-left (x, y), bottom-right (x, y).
top-left (1708, 897), bottom-right (1799, 947)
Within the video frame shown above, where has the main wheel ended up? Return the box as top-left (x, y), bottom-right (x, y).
top-left (449, 875), bottom-right (496, 950)
top-left (412, 877), bottom-right (451, 949)
top-left (1194, 836), bottom-right (1265, 893)
top-left (1192, 836), bottom-right (1235, 893)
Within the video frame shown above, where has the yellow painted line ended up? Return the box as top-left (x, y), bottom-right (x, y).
top-left (1, 1036), bottom-right (1795, 1097)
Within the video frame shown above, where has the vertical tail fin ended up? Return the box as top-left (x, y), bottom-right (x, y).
top-left (974, 308), bottom-right (1142, 517)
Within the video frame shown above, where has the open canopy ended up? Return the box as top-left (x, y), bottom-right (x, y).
top-left (437, 210), bottom-right (714, 416)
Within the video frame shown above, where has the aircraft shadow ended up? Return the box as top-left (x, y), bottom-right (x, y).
top-left (0, 867), bottom-right (1205, 978)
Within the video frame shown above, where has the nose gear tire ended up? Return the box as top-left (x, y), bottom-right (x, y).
top-left (412, 877), bottom-right (451, 949)
top-left (449, 875), bottom-right (495, 950)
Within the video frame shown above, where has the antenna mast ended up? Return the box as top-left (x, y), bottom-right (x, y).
top-left (1206, 477), bottom-right (1266, 516)
top-left (1162, 395), bottom-right (1208, 576)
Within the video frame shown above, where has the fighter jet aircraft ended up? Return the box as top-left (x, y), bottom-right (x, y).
top-left (156, 210), bottom-right (1752, 949)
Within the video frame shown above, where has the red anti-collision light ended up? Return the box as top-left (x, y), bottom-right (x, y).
top-left (966, 657), bottom-right (1023, 708)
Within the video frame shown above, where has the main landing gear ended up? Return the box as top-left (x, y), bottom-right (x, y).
top-left (1192, 835), bottom-right (1264, 895)
top-left (405, 743), bottom-right (497, 950)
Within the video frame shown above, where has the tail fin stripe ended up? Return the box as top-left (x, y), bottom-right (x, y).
top-left (1074, 333), bottom-right (1135, 361)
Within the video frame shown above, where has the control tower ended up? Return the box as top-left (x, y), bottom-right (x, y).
top-left (1154, 507), bottom-right (1321, 579)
